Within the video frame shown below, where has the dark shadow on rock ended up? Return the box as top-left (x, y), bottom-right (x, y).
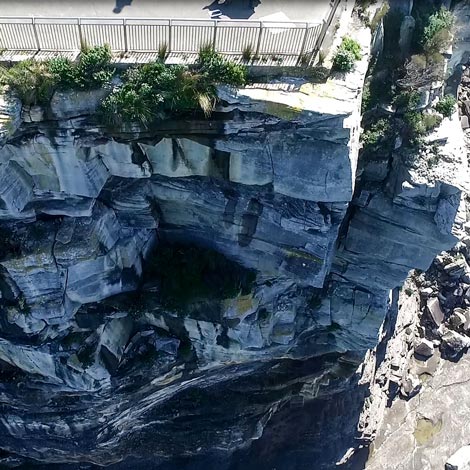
top-left (203, 0), bottom-right (261, 19)
top-left (113, 0), bottom-right (133, 14)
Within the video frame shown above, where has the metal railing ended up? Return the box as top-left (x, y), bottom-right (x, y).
top-left (0, 15), bottom-right (331, 66)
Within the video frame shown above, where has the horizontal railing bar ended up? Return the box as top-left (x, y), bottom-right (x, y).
top-left (0, 16), bottom-right (320, 27)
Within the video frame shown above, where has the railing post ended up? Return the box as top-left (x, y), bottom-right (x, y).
top-left (168, 19), bottom-right (172, 53)
top-left (31, 17), bottom-right (40, 52)
top-left (308, 0), bottom-right (341, 66)
top-left (123, 18), bottom-right (128, 52)
top-left (212, 19), bottom-right (217, 50)
top-left (296, 23), bottom-right (309, 66)
top-left (255, 21), bottom-right (263, 57)
top-left (78, 17), bottom-right (84, 50)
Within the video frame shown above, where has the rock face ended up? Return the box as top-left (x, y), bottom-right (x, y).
top-left (0, 22), bottom-right (466, 470)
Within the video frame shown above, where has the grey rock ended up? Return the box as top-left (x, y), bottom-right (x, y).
top-left (462, 115), bottom-right (470, 130)
top-left (441, 328), bottom-right (470, 355)
top-left (427, 297), bottom-right (445, 326)
top-left (414, 338), bottom-right (434, 358)
top-left (50, 88), bottom-right (111, 119)
top-left (154, 335), bottom-right (180, 356)
top-left (99, 316), bottom-right (134, 373)
top-left (450, 310), bottom-right (466, 329)
top-left (400, 374), bottom-right (421, 399)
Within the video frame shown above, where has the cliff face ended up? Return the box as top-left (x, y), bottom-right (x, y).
top-left (0, 22), bottom-right (466, 469)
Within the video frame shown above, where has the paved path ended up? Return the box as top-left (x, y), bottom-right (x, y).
top-left (0, 0), bottom-right (330, 22)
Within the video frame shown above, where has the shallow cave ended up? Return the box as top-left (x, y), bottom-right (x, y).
top-left (141, 242), bottom-right (257, 309)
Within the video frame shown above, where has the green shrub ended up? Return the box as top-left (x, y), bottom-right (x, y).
top-left (0, 60), bottom-right (55, 105)
top-left (404, 111), bottom-right (441, 143)
top-left (435, 95), bottom-right (456, 118)
top-left (333, 37), bottom-right (362, 72)
top-left (158, 43), bottom-right (168, 61)
top-left (341, 37), bottom-right (362, 60)
top-left (49, 45), bottom-right (114, 91)
top-left (100, 61), bottom-right (218, 127)
top-left (100, 47), bottom-right (246, 128)
top-left (75, 44), bottom-right (114, 89)
top-left (333, 49), bottom-right (356, 72)
top-left (100, 84), bottom-right (162, 128)
top-left (422, 7), bottom-right (454, 54)
top-left (393, 90), bottom-right (420, 111)
top-left (197, 47), bottom-right (247, 86)
top-left (242, 44), bottom-right (254, 62)
top-left (361, 118), bottom-right (392, 148)
top-left (48, 57), bottom-right (76, 89)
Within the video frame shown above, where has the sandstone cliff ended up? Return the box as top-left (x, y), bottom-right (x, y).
top-left (0, 12), bottom-right (466, 470)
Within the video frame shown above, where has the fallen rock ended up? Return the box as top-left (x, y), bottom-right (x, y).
top-left (400, 374), bottom-right (421, 399)
top-left (414, 338), bottom-right (434, 358)
top-left (446, 445), bottom-right (470, 470)
top-left (420, 287), bottom-right (434, 297)
top-left (440, 328), bottom-right (470, 358)
top-left (462, 115), bottom-right (470, 130)
top-left (444, 258), bottom-right (468, 279)
top-left (99, 316), bottom-right (134, 373)
top-left (450, 310), bottom-right (466, 329)
top-left (427, 297), bottom-right (445, 326)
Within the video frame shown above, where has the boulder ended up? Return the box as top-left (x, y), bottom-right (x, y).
top-left (450, 310), bottom-right (466, 329)
top-left (427, 297), bottom-right (445, 326)
top-left (400, 374), bottom-right (421, 399)
top-left (414, 338), bottom-right (434, 358)
top-left (462, 115), bottom-right (470, 130)
top-left (440, 328), bottom-right (470, 358)
top-left (446, 446), bottom-right (470, 470)
top-left (99, 316), bottom-right (134, 373)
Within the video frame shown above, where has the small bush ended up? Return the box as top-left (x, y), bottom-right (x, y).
top-left (48, 57), bottom-right (76, 89)
top-left (158, 43), bottom-right (168, 61)
top-left (361, 118), bottom-right (392, 149)
top-left (75, 44), bottom-right (114, 89)
top-left (100, 84), bottom-right (161, 128)
top-left (393, 90), bottom-right (420, 111)
top-left (49, 45), bottom-right (114, 91)
top-left (0, 60), bottom-right (55, 105)
top-left (333, 49), bottom-right (356, 72)
top-left (333, 37), bottom-right (362, 72)
top-left (422, 7), bottom-right (454, 54)
top-left (435, 95), bottom-right (456, 118)
top-left (100, 61), bottom-right (219, 127)
top-left (404, 111), bottom-right (441, 143)
top-left (197, 47), bottom-right (247, 86)
top-left (341, 37), bottom-right (362, 60)
top-left (242, 44), bottom-right (253, 62)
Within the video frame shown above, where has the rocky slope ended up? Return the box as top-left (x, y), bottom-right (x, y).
top-left (0, 10), bottom-right (466, 470)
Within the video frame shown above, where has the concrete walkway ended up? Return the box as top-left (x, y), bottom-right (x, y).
top-left (0, 0), bottom-right (331, 22)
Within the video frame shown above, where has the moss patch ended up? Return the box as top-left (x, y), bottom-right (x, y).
top-left (413, 416), bottom-right (442, 445)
